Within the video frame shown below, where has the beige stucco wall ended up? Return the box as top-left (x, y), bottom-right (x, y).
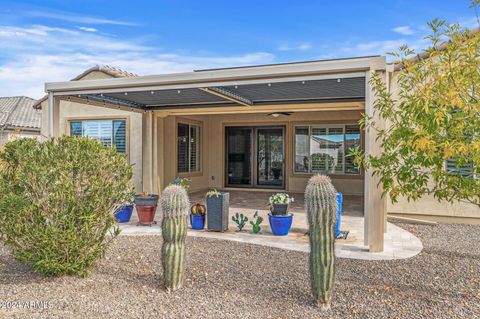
top-left (386, 72), bottom-right (480, 222)
top-left (157, 110), bottom-right (365, 195)
top-left (0, 130), bottom-right (41, 146)
top-left (40, 69), bottom-right (145, 192)
top-left (41, 99), bottom-right (144, 191)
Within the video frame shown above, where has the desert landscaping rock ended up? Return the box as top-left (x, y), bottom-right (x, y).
top-left (0, 223), bottom-right (479, 318)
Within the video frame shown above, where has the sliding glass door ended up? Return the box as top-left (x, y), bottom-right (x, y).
top-left (226, 127), bottom-right (253, 186)
top-left (225, 126), bottom-right (285, 188)
top-left (257, 128), bottom-right (284, 187)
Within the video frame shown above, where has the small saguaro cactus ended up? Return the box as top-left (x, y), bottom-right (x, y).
top-left (160, 185), bottom-right (190, 292)
top-left (305, 174), bottom-right (337, 310)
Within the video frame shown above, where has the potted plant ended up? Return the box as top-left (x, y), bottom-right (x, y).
top-left (269, 193), bottom-right (294, 215)
top-left (206, 189), bottom-right (229, 232)
top-left (115, 203), bottom-right (134, 223)
top-left (134, 192), bottom-right (159, 226)
top-left (190, 203), bottom-right (206, 230)
top-left (268, 193), bottom-right (294, 236)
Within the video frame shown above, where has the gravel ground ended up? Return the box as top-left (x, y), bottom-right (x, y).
top-left (0, 223), bottom-right (479, 319)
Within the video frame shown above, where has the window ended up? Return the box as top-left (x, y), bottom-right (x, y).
top-left (445, 159), bottom-right (474, 178)
top-left (69, 119), bottom-right (127, 153)
top-left (177, 123), bottom-right (201, 173)
top-left (294, 125), bottom-right (361, 175)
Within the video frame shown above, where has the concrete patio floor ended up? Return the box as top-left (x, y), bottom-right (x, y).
top-left (119, 190), bottom-right (422, 261)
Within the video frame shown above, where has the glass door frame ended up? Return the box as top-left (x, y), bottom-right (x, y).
top-left (224, 125), bottom-right (286, 189)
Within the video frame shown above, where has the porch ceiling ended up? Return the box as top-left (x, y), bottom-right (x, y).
top-left (76, 76), bottom-right (366, 111)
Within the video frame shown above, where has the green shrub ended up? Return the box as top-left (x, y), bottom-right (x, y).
top-left (0, 136), bottom-right (133, 276)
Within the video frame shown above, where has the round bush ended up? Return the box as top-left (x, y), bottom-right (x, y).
top-left (0, 136), bottom-right (133, 276)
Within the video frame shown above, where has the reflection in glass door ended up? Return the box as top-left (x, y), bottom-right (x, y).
top-left (226, 127), bottom-right (253, 187)
top-left (257, 128), bottom-right (284, 187)
top-left (225, 126), bottom-right (285, 189)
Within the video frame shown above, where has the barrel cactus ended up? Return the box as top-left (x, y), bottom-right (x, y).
top-left (160, 185), bottom-right (190, 292)
top-left (305, 174), bottom-right (337, 309)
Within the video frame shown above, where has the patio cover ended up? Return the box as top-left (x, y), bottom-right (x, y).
top-left (45, 56), bottom-right (385, 112)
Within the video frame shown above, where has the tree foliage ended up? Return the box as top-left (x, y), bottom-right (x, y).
top-left (0, 136), bottom-right (134, 276)
top-left (355, 17), bottom-right (480, 206)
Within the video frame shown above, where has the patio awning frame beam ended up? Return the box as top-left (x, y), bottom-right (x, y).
top-left (199, 87), bottom-right (253, 106)
top-left (147, 97), bottom-right (364, 110)
top-left (48, 71), bottom-right (368, 97)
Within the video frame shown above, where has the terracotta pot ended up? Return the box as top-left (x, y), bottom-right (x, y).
top-left (136, 205), bottom-right (157, 225)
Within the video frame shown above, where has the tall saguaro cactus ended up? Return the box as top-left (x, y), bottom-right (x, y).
top-left (305, 174), bottom-right (337, 310)
top-left (160, 185), bottom-right (190, 292)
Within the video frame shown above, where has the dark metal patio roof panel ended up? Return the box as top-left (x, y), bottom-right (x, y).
top-left (89, 76), bottom-right (365, 108)
top-left (222, 77), bottom-right (365, 102)
top-left (104, 88), bottom-right (226, 105)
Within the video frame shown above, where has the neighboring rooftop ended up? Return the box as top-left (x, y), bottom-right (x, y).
top-left (70, 65), bottom-right (138, 81)
top-left (0, 96), bottom-right (41, 131)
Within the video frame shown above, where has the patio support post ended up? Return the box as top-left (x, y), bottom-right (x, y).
top-left (364, 70), bottom-right (386, 252)
top-left (47, 92), bottom-right (60, 138)
top-left (142, 110), bottom-right (154, 194)
top-left (156, 113), bottom-right (167, 193)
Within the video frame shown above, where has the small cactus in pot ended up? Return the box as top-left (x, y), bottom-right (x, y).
top-left (305, 174), bottom-right (337, 310)
top-left (160, 185), bottom-right (190, 292)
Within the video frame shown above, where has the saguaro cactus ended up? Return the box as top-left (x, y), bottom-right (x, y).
top-left (305, 174), bottom-right (337, 310)
top-left (160, 185), bottom-right (190, 292)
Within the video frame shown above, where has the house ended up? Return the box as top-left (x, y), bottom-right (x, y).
top-left (36, 56), bottom-right (479, 253)
top-left (0, 96), bottom-right (41, 145)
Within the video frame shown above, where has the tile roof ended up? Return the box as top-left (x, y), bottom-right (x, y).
top-left (34, 65), bottom-right (137, 109)
top-left (0, 96), bottom-right (41, 130)
top-left (70, 65), bottom-right (138, 81)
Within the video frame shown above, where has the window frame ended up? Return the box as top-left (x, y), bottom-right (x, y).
top-left (175, 118), bottom-right (203, 176)
top-left (66, 117), bottom-right (130, 158)
top-left (445, 159), bottom-right (476, 178)
top-left (292, 123), bottom-right (363, 176)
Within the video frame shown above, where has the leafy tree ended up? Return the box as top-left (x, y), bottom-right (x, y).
top-left (0, 137), bottom-right (134, 276)
top-left (353, 9), bottom-right (480, 206)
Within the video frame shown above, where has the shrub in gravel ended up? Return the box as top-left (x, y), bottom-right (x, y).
top-left (0, 137), bottom-right (133, 276)
top-left (305, 174), bottom-right (337, 310)
top-left (161, 185), bottom-right (190, 292)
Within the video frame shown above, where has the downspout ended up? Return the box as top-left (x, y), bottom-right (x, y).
top-left (48, 92), bottom-right (54, 137)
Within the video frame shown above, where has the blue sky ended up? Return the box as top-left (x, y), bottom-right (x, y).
top-left (0, 0), bottom-right (477, 98)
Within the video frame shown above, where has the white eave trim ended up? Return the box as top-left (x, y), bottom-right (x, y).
top-left (45, 56), bottom-right (386, 95)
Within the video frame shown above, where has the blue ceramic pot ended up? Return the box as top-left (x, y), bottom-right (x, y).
top-left (190, 214), bottom-right (206, 230)
top-left (268, 213), bottom-right (293, 236)
top-left (115, 204), bottom-right (134, 223)
top-left (335, 193), bottom-right (343, 237)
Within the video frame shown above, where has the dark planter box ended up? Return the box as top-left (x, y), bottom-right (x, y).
top-left (271, 203), bottom-right (289, 216)
top-left (206, 192), bottom-right (229, 232)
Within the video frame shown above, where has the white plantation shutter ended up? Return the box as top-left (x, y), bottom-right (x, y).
top-left (69, 119), bottom-right (127, 154)
top-left (113, 120), bottom-right (127, 153)
top-left (177, 124), bottom-right (189, 173)
top-left (189, 125), bottom-right (200, 172)
top-left (177, 123), bottom-right (201, 173)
